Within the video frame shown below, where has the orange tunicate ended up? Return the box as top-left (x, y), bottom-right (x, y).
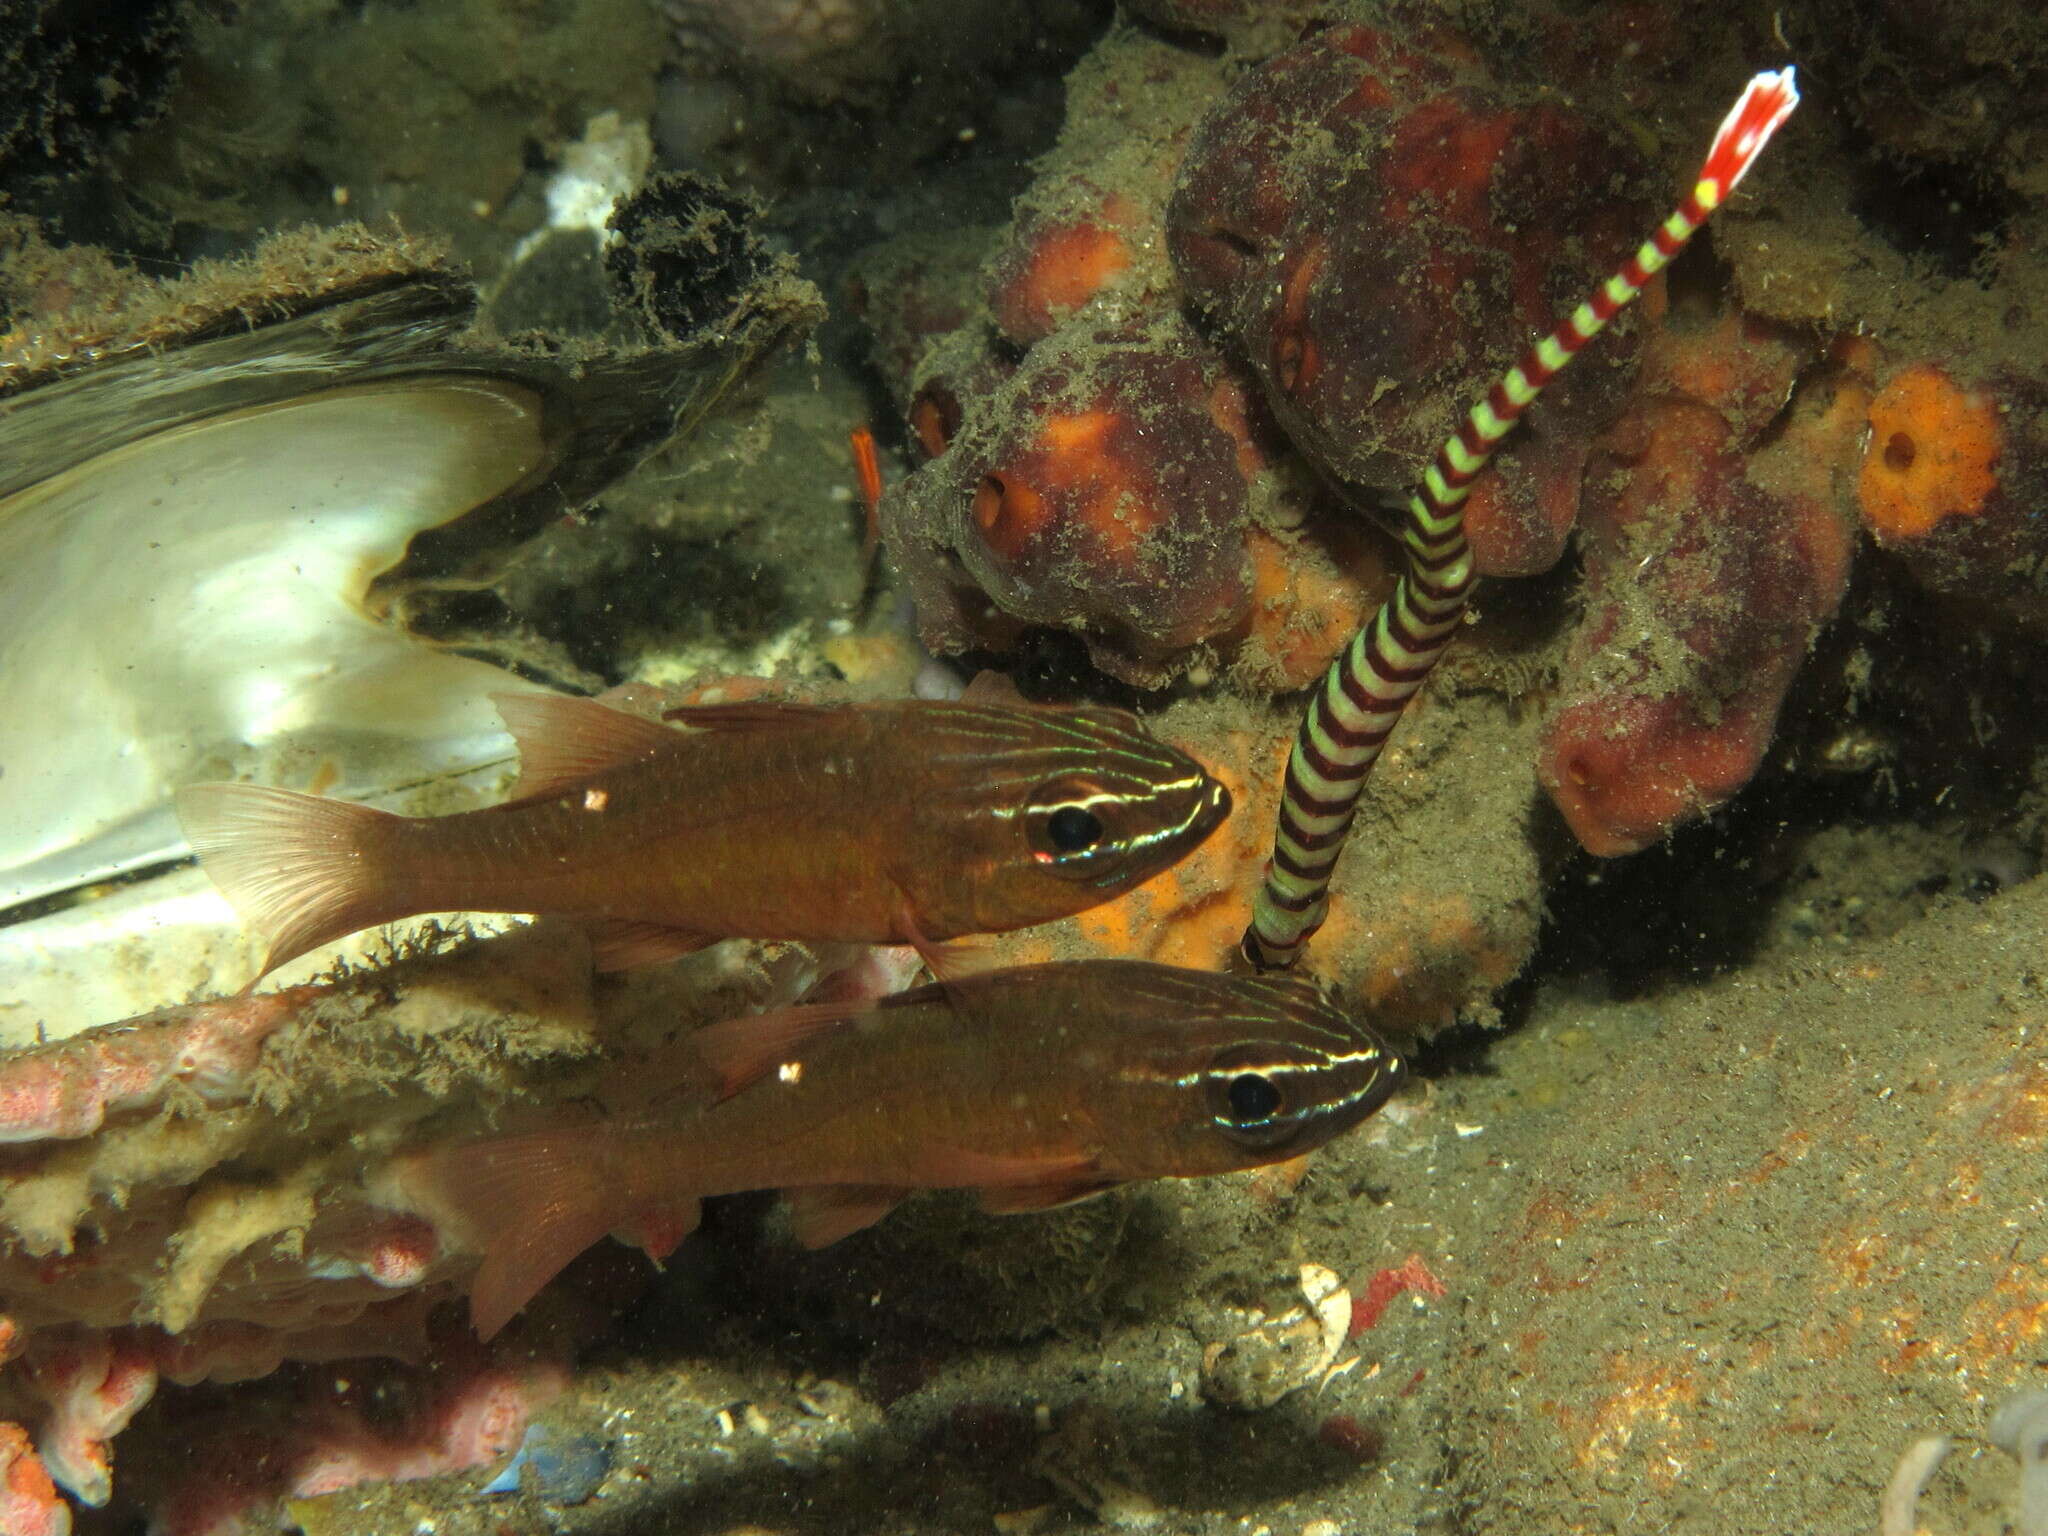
top-left (1857, 363), bottom-right (2001, 542)
top-left (973, 407), bottom-right (1161, 564)
top-left (990, 195), bottom-right (1139, 347)
top-left (1235, 523), bottom-right (1396, 689)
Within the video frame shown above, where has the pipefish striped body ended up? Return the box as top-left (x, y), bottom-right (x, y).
top-left (1242, 68), bottom-right (1801, 969)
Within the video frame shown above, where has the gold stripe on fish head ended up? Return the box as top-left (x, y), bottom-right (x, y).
top-left (1039, 960), bottom-right (1405, 1182)
top-left (906, 703), bottom-right (1231, 933)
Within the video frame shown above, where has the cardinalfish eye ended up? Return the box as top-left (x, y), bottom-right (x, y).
top-left (1226, 1071), bottom-right (1282, 1123)
top-left (1046, 804), bottom-right (1104, 852)
top-left (1024, 776), bottom-right (1129, 877)
top-left (1204, 1049), bottom-right (1304, 1150)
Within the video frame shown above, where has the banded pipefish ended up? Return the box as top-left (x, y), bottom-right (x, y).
top-left (1241, 68), bottom-right (1803, 970)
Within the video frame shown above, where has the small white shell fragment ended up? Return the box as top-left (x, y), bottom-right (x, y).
top-left (1200, 1264), bottom-right (1354, 1411)
top-left (1300, 1262), bottom-right (1353, 1369)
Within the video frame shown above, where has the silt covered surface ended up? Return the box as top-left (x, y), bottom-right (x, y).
top-left (2, 0), bottom-right (2047, 1532)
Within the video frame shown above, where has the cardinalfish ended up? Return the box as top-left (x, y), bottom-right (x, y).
top-left (390, 958), bottom-right (1405, 1339)
top-left (177, 688), bottom-right (1230, 981)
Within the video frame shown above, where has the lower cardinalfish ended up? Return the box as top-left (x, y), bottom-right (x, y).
top-left (176, 690), bottom-right (1230, 980)
top-left (390, 958), bottom-right (1405, 1340)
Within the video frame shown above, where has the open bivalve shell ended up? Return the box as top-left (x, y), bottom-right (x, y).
top-left (0, 222), bottom-right (823, 1038)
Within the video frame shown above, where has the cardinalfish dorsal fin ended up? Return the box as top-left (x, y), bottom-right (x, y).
top-left (492, 692), bottom-right (681, 800)
top-left (959, 670), bottom-right (1031, 707)
top-left (661, 699), bottom-right (840, 731)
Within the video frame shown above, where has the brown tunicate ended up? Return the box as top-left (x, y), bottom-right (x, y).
top-left (880, 312), bottom-right (1254, 686)
top-left (1166, 18), bottom-right (1660, 578)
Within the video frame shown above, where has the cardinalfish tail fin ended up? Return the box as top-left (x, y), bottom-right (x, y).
top-left (401, 1128), bottom-right (643, 1342)
top-left (176, 783), bottom-right (403, 980)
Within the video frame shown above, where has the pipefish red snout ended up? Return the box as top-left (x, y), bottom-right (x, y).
top-left (178, 691), bottom-right (1230, 981)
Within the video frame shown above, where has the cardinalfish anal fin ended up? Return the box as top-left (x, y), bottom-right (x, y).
top-left (1242, 68), bottom-right (1802, 970)
top-left (390, 958), bottom-right (1405, 1341)
top-left (178, 691), bottom-right (1231, 983)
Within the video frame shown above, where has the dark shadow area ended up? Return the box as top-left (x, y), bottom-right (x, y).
top-left (1849, 152), bottom-right (2018, 279)
top-left (497, 517), bottom-right (794, 685)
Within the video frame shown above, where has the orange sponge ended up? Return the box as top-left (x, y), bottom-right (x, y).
top-left (1858, 363), bottom-right (2001, 543)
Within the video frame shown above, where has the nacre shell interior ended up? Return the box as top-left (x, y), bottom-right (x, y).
top-left (0, 377), bottom-right (549, 910)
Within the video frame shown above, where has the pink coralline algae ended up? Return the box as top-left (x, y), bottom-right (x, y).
top-left (0, 922), bottom-right (614, 1524)
top-left (0, 1419), bottom-right (68, 1536)
top-left (145, 1349), bottom-right (566, 1536)
top-left (0, 989), bottom-right (306, 1146)
top-left (0, 911), bottom-right (900, 1528)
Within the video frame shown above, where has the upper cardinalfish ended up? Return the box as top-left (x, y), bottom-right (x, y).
top-left (390, 958), bottom-right (1406, 1340)
top-left (176, 690), bottom-right (1231, 981)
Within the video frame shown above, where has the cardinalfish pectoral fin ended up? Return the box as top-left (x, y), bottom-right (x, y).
top-left (175, 781), bottom-right (403, 984)
top-left (690, 997), bottom-right (873, 1100)
top-left (614, 1197), bottom-right (704, 1267)
top-left (396, 1124), bottom-right (668, 1342)
top-left (783, 1184), bottom-right (910, 1248)
top-left (491, 691), bottom-right (683, 800)
top-left (886, 885), bottom-right (989, 991)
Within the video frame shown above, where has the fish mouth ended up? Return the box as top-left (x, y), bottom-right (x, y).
top-left (1347, 1045), bottom-right (1407, 1123)
top-left (1191, 777), bottom-right (1233, 840)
